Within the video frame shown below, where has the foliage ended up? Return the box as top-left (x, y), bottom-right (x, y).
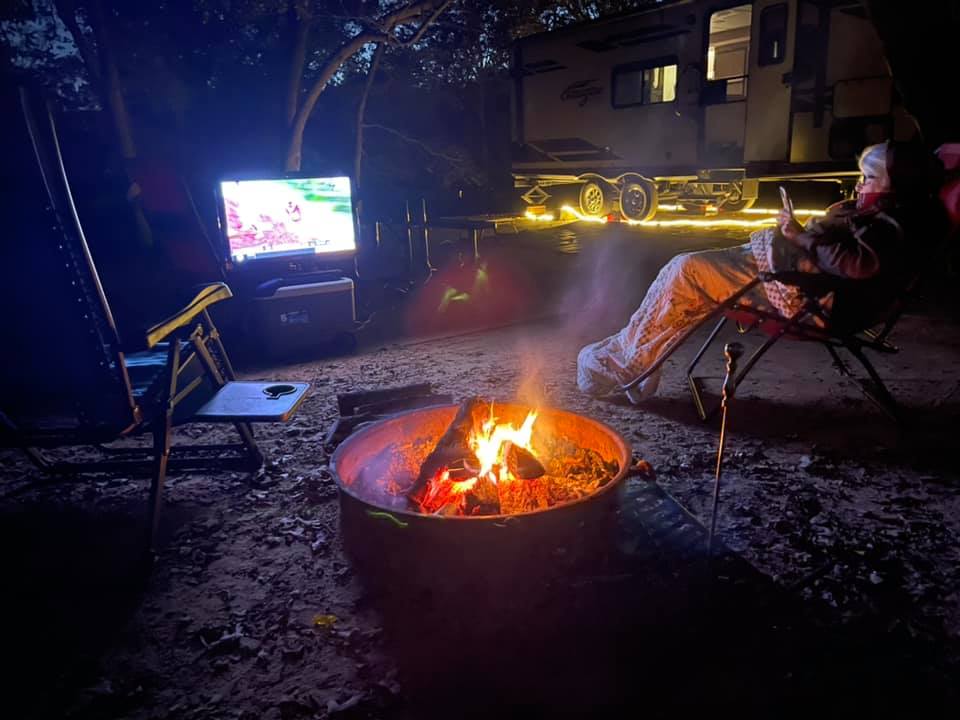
top-left (0, 0), bottom-right (95, 107)
top-left (0, 0), bottom-right (661, 197)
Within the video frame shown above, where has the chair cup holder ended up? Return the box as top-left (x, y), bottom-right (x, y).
top-left (263, 384), bottom-right (297, 399)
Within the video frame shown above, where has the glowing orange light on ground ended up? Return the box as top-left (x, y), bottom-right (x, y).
top-left (525, 210), bottom-right (557, 222)
top-left (560, 205), bottom-right (826, 229)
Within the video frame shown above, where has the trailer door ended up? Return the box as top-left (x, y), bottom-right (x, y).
top-left (744, 0), bottom-right (796, 163)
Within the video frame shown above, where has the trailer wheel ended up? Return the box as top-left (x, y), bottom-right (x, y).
top-left (619, 178), bottom-right (658, 222)
top-left (578, 180), bottom-right (608, 217)
top-left (720, 196), bottom-right (756, 213)
top-left (719, 182), bottom-right (757, 213)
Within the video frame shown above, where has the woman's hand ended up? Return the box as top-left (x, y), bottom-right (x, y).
top-left (778, 208), bottom-right (804, 242)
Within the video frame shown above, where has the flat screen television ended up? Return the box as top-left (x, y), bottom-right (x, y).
top-left (218, 176), bottom-right (357, 263)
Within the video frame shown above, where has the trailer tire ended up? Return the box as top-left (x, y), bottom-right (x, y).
top-left (619, 177), bottom-right (658, 222)
top-left (721, 196), bottom-right (757, 213)
top-left (578, 180), bottom-right (608, 217)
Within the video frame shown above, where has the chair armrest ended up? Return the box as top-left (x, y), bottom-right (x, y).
top-left (144, 282), bottom-right (233, 348)
top-left (758, 271), bottom-right (857, 298)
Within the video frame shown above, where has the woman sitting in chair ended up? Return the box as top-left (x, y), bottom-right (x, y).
top-left (577, 140), bottom-right (943, 403)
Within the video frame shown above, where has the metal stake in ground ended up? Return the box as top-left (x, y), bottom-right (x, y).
top-left (707, 341), bottom-right (743, 558)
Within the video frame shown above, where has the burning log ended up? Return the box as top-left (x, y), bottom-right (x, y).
top-left (410, 396), bottom-right (487, 498)
top-left (505, 441), bottom-right (545, 480)
top-left (463, 473), bottom-right (499, 515)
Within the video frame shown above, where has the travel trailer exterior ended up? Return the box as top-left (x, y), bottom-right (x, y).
top-left (511, 0), bottom-right (919, 220)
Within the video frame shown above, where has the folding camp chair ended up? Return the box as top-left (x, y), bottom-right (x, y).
top-left (0, 86), bottom-right (309, 556)
top-left (618, 272), bottom-right (905, 421)
top-left (621, 147), bottom-right (959, 423)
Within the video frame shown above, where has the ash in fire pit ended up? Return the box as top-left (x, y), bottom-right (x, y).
top-left (406, 397), bottom-right (619, 516)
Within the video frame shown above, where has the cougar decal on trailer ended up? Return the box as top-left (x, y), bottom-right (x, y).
top-left (560, 79), bottom-right (604, 107)
top-left (511, 0), bottom-right (919, 221)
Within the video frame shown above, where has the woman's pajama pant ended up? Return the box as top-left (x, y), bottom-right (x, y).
top-left (576, 243), bottom-right (765, 400)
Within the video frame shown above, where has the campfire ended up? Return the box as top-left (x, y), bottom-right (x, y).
top-left (406, 397), bottom-right (619, 516)
top-left (331, 398), bottom-right (632, 544)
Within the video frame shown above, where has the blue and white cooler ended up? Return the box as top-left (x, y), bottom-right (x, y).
top-left (250, 276), bottom-right (355, 355)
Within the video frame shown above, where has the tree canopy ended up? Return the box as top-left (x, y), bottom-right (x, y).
top-left (1, 0), bottom-right (652, 209)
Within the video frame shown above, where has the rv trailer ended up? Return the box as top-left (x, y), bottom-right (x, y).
top-left (512, 0), bottom-right (919, 220)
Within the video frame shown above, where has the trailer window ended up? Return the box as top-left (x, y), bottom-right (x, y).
top-left (758, 4), bottom-right (789, 66)
top-left (612, 61), bottom-right (677, 107)
top-left (706, 4), bottom-right (752, 101)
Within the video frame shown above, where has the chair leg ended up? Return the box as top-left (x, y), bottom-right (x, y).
top-left (826, 343), bottom-right (902, 423)
top-left (190, 318), bottom-right (264, 470)
top-left (622, 278), bottom-right (764, 399)
top-left (234, 421), bottom-right (264, 470)
top-left (1, 412), bottom-right (54, 472)
top-left (623, 306), bottom-right (732, 394)
top-left (146, 415), bottom-right (172, 560)
top-left (690, 332), bottom-right (784, 421)
top-left (687, 316), bottom-right (727, 420)
top-left (144, 339), bottom-right (183, 560)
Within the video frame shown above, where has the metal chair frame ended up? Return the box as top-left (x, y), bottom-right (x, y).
top-left (0, 86), bottom-right (294, 558)
top-left (621, 271), bottom-right (907, 423)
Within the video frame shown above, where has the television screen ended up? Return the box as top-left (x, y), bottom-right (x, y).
top-left (219, 176), bottom-right (357, 262)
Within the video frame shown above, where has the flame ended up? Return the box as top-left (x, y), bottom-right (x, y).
top-left (472, 406), bottom-right (538, 478)
top-left (416, 405), bottom-right (540, 514)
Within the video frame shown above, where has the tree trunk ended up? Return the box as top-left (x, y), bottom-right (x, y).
top-left (353, 42), bottom-right (384, 218)
top-left (284, 1), bottom-right (452, 172)
top-left (90, 0), bottom-right (137, 159)
top-left (286, 12), bottom-right (311, 127)
top-left (285, 31), bottom-right (382, 172)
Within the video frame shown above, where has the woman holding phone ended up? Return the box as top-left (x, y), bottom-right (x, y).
top-left (576, 140), bottom-right (943, 403)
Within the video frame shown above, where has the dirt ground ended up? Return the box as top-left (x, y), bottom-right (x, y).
top-left (2, 305), bottom-right (959, 719)
top-left (3, 217), bottom-right (960, 718)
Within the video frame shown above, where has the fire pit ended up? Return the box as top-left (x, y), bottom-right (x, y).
top-left (331, 401), bottom-right (633, 584)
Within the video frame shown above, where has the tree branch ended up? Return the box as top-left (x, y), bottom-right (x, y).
top-left (394, 0), bottom-right (453, 46)
top-left (284, 1), bottom-right (453, 171)
top-left (285, 30), bottom-right (385, 170)
top-left (377, 0), bottom-right (436, 33)
top-left (363, 122), bottom-right (465, 166)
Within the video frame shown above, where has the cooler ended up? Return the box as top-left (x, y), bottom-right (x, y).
top-left (250, 276), bottom-right (355, 355)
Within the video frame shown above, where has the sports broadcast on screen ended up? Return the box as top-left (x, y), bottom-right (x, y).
top-left (220, 176), bottom-right (357, 262)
